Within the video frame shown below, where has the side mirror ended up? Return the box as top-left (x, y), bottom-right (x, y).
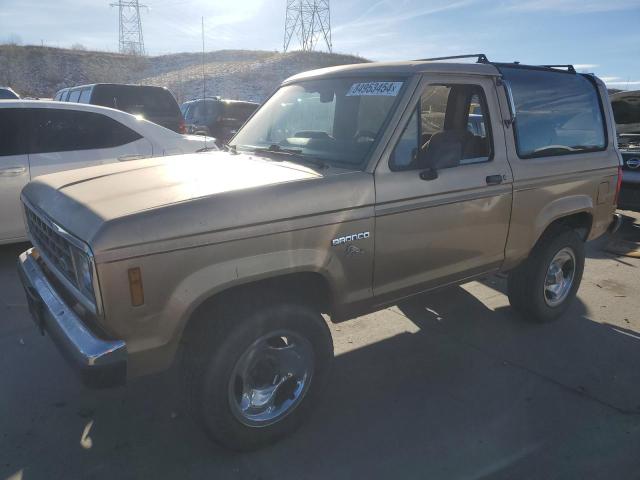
top-left (419, 167), bottom-right (438, 181)
top-left (416, 147), bottom-right (438, 181)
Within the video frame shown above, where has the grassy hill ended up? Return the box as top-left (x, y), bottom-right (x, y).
top-left (0, 45), bottom-right (367, 103)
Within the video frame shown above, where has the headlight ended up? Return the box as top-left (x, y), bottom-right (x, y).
top-left (71, 246), bottom-right (95, 300)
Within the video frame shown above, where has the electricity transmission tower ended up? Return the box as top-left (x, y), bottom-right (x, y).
top-left (110, 0), bottom-right (147, 55)
top-left (283, 0), bottom-right (332, 53)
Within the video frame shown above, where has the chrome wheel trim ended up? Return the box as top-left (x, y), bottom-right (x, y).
top-left (544, 247), bottom-right (576, 307)
top-left (228, 330), bottom-right (314, 427)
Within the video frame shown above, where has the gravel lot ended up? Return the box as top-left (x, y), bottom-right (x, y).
top-left (1, 212), bottom-right (640, 480)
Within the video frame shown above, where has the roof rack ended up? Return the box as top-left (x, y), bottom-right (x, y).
top-left (413, 55), bottom-right (578, 74)
top-left (540, 64), bottom-right (576, 73)
top-left (414, 53), bottom-right (489, 64)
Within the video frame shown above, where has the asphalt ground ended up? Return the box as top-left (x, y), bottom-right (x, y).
top-left (1, 212), bottom-right (640, 480)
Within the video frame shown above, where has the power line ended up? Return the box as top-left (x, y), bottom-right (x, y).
top-left (110, 0), bottom-right (147, 56)
top-left (283, 0), bottom-right (332, 53)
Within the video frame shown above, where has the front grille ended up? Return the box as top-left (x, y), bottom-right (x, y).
top-left (622, 152), bottom-right (640, 172)
top-left (24, 206), bottom-right (77, 286)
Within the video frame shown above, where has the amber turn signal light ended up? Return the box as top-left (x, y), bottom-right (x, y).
top-left (128, 267), bottom-right (144, 306)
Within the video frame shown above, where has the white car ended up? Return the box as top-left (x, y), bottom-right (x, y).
top-left (0, 100), bottom-right (216, 244)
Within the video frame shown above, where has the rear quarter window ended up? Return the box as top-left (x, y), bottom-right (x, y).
top-left (225, 103), bottom-right (258, 121)
top-left (78, 88), bottom-right (92, 103)
top-left (92, 86), bottom-right (180, 118)
top-left (501, 67), bottom-right (607, 159)
top-left (68, 89), bottom-right (82, 103)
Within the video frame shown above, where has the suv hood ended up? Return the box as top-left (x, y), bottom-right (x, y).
top-left (23, 151), bottom-right (373, 261)
top-left (612, 90), bottom-right (640, 141)
top-left (23, 152), bottom-right (323, 250)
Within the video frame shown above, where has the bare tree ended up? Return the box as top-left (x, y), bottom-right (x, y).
top-left (4, 33), bottom-right (22, 45)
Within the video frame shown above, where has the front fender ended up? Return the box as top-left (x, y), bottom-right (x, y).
top-left (169, 248), bottom-right (344, 336)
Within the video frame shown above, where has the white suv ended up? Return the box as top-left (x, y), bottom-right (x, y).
top-left (0, 100), bottom-right (215, 244)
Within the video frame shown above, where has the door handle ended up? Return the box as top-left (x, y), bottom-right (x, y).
top-left (486, 174), bottom-right (504, 185)
top-left (118, 154), bottom-right (146, 162)
top-left (0, 166), bottom-right (27, 177)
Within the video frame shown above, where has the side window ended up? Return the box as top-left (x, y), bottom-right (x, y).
top-left (191, 103), bottom-right (204, 121)
top-left (68, 89), bottom-right (81, 103)
top-left (0, 109), bottom-right (28, 157)
top-left (390, 108), bottom-right (419, 169)
top-left (390, 83), bottom-right (492, 171)
top-left (182, 104), bottom-right (193, 121)
top-left (30, 109), bottom-right (142, 154)
top-left (78, 88), bottom-right (91, 103)
top-left (501, 67), bottom-right (606, 158)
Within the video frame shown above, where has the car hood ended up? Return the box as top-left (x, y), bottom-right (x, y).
top-left (22, 151), bottom-right (372, 260)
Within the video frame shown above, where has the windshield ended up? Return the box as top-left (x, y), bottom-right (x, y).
top-left (612, 91), bottom-right (640, 134)
top-left (230, 78), bottom-right (405, 168)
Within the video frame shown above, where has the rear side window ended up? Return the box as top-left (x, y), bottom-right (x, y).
top-left (91, 86), bottom-right (180, 118)
top-left (68, 89), bottom-right (81, 103)
top-left (0, 109), bottom-right (28, 156)
top-left (78, 88), bottom-right (92, 103)
top-left (502, 67), bottom-right (606, 158)
top-left (29, 108), bottom-right (142, 154)
top-left (224, 103), bottom-right (257, 122)
top-left (183, 103), bottom-right (195, 121)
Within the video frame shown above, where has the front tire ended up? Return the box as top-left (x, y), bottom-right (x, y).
top-left (507, 227), bottom-right (585, 323)
top-left (182, 299), bottom-right (333, 451)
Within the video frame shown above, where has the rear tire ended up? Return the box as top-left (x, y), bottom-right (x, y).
top-left (182, 297), bottom-right (333, 451)
top-left (507, 227), bottom-right (585, 323)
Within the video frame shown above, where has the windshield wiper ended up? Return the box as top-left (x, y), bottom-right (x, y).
top-left (251, 144), bottom-right (328, 170)
top-left (223, 144), bottom-right (238, 155)
top-left (533, 145), bottom-right (595, 155)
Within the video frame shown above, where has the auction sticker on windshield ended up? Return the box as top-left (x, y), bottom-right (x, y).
top-left (346, 82), bottom-right (403, 97)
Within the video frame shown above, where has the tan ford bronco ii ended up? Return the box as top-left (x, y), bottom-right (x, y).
top-left (18, 54), bottom-right (622, 450)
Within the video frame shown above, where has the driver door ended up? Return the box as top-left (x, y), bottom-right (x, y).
top-left (373, 74), bottom-right (513, 298)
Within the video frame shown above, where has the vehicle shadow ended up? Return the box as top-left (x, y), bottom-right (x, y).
top-left (588, 212), bottom-right (640, 261)
top-left (4, 283), bottom-right (640, 480)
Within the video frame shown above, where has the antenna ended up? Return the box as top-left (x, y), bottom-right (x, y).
top-left (110, 0), bottom-right (147, 55)
top-left (201, 16), bottom-right (208, 150)
top-left (202, 16), bottom-right (206, 103)
top-left (283, 0), bottom-right (332, 53)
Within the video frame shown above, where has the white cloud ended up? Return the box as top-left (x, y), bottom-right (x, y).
top-left (574, 64), bottom-right (599, 70)
top-left (606, 80), bottom-right (640, 86)
top-left (333, 0), bottom-right (481, 60)
top-left (334, 0), bottom-right (477, 33)
top-left (505, 0), bottom-right (639, 12)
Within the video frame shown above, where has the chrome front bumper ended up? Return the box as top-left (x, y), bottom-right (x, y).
top-left (18, 248), bottom-right (127, 387)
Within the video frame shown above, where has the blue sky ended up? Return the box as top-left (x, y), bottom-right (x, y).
top-left (1, 0), bottom-right (639, 88)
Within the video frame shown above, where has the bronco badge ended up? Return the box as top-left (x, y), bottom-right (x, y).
top-left (331, 232), bottom-right (370, 246)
